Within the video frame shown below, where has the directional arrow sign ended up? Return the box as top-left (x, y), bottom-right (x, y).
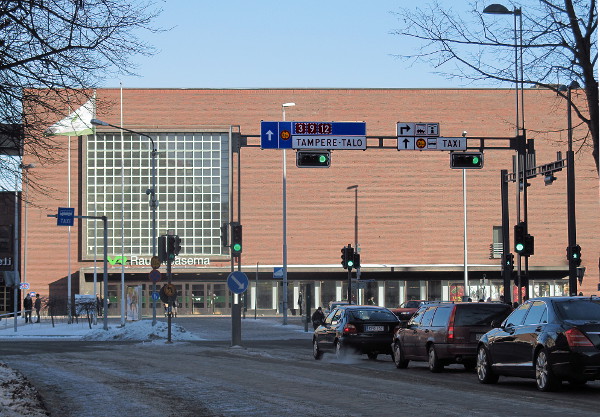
top-left (227, 271), bottom-right (249, 294)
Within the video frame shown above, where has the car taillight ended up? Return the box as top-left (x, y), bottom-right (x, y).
top-left (447, 307), bottom-right (457, 343)
top-left (565, 328), bottom-right (593, 347)
top-left (343, 324), bottom-right (357, 334)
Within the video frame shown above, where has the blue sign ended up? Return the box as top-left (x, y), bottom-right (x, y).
top-left (57, 207), bottom-right (75, 226)
top-left (261, 121), bottom-right (367, 150)
top-left (151, 291), bottom-right (160, 301)
top-left (273, 267), bottom-right (284, 279)
top-left (227, 271), bottom-right (249, 294)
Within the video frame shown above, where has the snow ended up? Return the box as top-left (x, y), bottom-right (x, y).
top-left (0, 316), bottom-right (308, 415)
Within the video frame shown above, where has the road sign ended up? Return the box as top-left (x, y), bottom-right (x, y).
top-left (150, 256), bottom-right (161, 269)
top-left (57, 207), bottom-right (75, 226)
top-left (151, 291), bottom-right (160, 301)
top-left (398, 137), bottom-right (466, 151)
top-left (227, 271), bottom-right (249, 294)
top-left (397, 122), bottom-right (439, 137)
top-left (149, 269), bottom-right (161, 283)
top-left (273, 267), bottom-right (284, 279)
top-left (261, 121), bottom-right (366, 150)
top-left (20, 282), bottom-right (30, 290)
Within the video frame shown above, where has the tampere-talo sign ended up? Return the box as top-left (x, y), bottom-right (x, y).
top-left (261, 121), bottom-right (366, 150)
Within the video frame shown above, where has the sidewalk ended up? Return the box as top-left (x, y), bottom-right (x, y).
top-left (0, 315), bottom-right (313, 341)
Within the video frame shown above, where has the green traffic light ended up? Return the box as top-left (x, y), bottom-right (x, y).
top-left (233, 243), bottom-right (242, 251)
top-left (472, 156), bottom-right (480, 165)
top-left (347, 260), bottom-right (354, 267)
top-left (573, 253), bottom-right (579, 259)
top-left (515, 243), bottom-right (524, 252)
top-left (319, 155), bottom-right (327, 163)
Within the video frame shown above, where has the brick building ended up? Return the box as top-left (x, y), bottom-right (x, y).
top-left (4, 88), bottom-right (598, 316)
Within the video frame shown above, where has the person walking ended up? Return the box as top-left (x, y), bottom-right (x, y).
top-left (23, 294), bottom-right (33, 323)
top-left (34, 294), bottom-right (42, 323)
top-left (311, 307), bottom-right (325, 330)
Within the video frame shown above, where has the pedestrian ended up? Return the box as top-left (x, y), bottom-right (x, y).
top-left (34, 294), bottom-right (42, 323)
top-left (23, 294), bottom-right (33, 323)
top-left (96, 294), bottom-right (103, 317)
top-left (311, 306), bottom-right (325, 330)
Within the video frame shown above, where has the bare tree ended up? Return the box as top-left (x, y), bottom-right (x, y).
top-left (0, 0), bottom-right (162, 191)
top-left (391, 0), bottom-right (598, 173)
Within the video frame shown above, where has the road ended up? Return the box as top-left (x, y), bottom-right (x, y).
top-left (0, 318), bottom-right (598, 417)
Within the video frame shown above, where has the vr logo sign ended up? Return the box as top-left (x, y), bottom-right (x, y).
top-left (107, 256), bottom-right (128, 265)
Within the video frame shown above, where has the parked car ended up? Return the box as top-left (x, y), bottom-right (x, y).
top-left (392, 302), bottom-right (513, 372)
top-left (313, 305), bottom-right (400, 360)
top-left (390, 300), bottom-right (429, 322)
top-left (325, 300), bottom-right (351, 314)
top-left (476, 296), bottom-right (600, 391)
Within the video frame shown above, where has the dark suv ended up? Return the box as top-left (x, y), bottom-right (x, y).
top-left (392, 302), bottom-right (512, 372)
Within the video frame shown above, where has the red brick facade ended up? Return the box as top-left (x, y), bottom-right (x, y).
top-left (17, 88), bottom-right (600, 304)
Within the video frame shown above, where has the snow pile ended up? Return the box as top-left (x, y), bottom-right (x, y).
top-left (0, 363), bottom-right (48, 417)
top-left (81, 320), bottom-right (204, 341)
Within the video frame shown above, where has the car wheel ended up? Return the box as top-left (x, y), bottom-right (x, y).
top-left (367, 352), bottom-right (378, 360)
top-left (335, 340), bottom-right (346, 360)
top-left (313, 339), bottom-right (323, 360)
top-left (476, 346), bottom-right (499, 384)
top-left (393, 341), bottom-right (409, 369)
top-left (535, 349), bottom-right (560, 392)
top-left (428, 345), bottom-right (443, 373)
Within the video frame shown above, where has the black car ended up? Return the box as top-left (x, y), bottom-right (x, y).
top-left (313, 305), bottom-right (400, 360)
top-left (477, 296), bottom-right (600, 391)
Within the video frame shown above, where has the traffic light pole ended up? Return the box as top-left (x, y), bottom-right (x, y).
top-left (567, 91), bottom-right (578, 295)
top-left (500, 170), bottom-right (512, 305)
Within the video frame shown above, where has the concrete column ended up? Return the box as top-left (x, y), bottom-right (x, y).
top-left (420, 281), bottom-right (427, 300)
top-left (442, 281), bottom-right (450, 301)
top-left (272, 283), bottom-right (278, 311)
top-left (378, 281), bottom-right (385, 307)
top-left (398, 281), bottom-right (406, 306)
top-left (336, 281), bottom-right (343, 301)
top-left (250, 282), bottom-right (256, 310)
top-left (314, 281), bottom-right (321, 311)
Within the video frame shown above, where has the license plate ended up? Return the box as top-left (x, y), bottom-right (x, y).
top-left (365, 325), bottom-right (384, 332)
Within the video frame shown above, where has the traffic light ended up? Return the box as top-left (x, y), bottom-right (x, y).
top-left (524, 234), bottom-right (534, 257)
top-left (166, 235), bottom-right (181, 261)
top-left (296, 150), bottom-right (331, 168)
top-left (502, 253), bottom-right (514, 271)
top-left (450, 152), bottom-right (484, 169)
top-left (220, 223), bottom-right (228, 247)
top-left (353, 252), bottom-right (361, 269)
top-left (567, 245), bottom-right (582, 267)
top-left (514, 222), bottom-right (526, 255)
top-left (231, 222), bottom-right (242, 257)
top-left (158, 235), bottom-right (168, 263)
top-left (340, 245), bottom-right (355, 270)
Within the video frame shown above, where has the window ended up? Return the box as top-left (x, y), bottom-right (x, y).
top-left (523, 301), bottom-right (548, 325)
top-left (420, 306), bottom-right (437, 327)
top-left (490, 226), bottom-right (503, 259)
top-left (505, 303), bottom-right (531, 327)
top-left (85, 131), bottom-right (230, 258)
top-left (409, 307), bottom-right (427, 326)
top-left (431, 307), bottom-right (452, 327)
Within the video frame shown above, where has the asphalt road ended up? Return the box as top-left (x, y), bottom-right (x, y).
top-left (0, 317), bottom-right (599, 417)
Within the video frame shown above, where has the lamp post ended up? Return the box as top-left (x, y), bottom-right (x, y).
top-left (484, 3), bottom-right (526, 302)
top-left (558, 81), bottom-right (580, 294)
top-left (91, 118), bottom-right (158, 324)
top-left (281, 102), bottom-right (295, 325)
top-left (21, 163), bottom-right (35, 293)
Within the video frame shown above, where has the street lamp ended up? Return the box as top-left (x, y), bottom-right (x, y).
top-left (558, 81), bottom-right (580, 295)
top-left (484, 2), bottom-right (527, 302)
top-left (281, 102), bottom-right (295, 325)
top-left (21, 163), bottom-right (35, 293)
top-left (90, 118), bottom-right (159, 324)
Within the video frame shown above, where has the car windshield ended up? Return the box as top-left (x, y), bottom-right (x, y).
top-left (349, 309), bottom-right (397, 321)
top-left (402, 301), bottom-right (422, 309)
top-left (454, 304), bottom-right (512, 326)
top-left (554, 299), bottom-right (600, 321)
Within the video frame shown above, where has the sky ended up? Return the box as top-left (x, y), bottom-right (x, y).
top-left (107, 0), bottom-right (479, 89)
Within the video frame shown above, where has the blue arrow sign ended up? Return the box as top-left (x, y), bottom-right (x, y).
top-left (57, 207), bottom-right (75, 226)
top-left (227, 271), bottom-right (249, 294)
top-left (261, 121), bottom-right (366, 150)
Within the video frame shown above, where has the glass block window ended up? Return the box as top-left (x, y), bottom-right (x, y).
top-left (85, 131), bottom-right (230, 258)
